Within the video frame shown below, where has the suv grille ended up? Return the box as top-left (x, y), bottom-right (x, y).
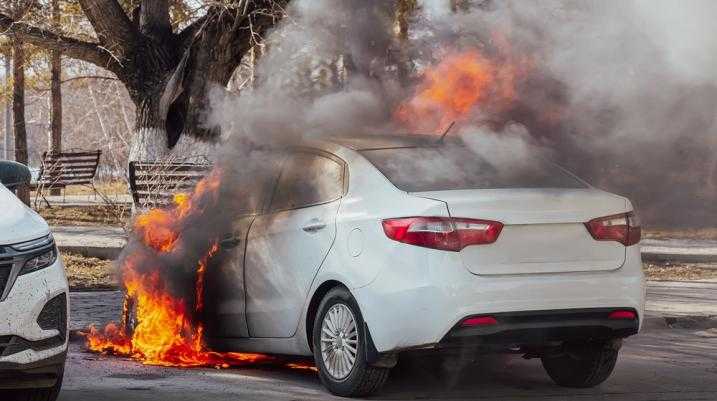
top-left (0, 256), bottom-right (12, 299)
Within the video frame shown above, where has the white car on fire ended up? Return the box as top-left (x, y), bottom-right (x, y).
top-left (0, 161), bottom-right (68, 401)
top-left (205, 135), bottom-right (645, 397)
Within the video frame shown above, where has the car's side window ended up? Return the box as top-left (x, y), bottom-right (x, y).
top-left (269, 152), bottom-right (344, 212)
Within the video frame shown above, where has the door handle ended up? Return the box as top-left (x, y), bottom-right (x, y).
top-left (220, 236), bottom-right (242, 250)
top-left (302, 219), bottom-right (327, 233)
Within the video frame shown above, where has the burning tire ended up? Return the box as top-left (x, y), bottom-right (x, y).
top-left (312, 287), bottom-right (390, 397)
top-left (541, 340), bottom-right (620, 388)
top-left (122, 295), bottom-right (139, 338)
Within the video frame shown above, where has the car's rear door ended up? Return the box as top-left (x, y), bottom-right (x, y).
top-left (245, 150), bottom-right (345, 338)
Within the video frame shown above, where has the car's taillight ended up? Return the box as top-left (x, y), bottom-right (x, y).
top-left (585, 212), bottom-right (641, 246)
top-left (382, 217), bottom-right (503, 252)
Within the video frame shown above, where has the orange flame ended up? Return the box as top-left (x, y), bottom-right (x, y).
top-left (395, 49), bottom-right (527, 133)
top-left (84, 169), bottom-right (313, 370)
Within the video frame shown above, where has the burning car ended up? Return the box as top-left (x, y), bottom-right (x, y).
top-left (195, 134), bottom-right (644, 396)
top-left (0, 161), bottom-right (68, 401)
top-left (100, 133), bottom-right (645, 397)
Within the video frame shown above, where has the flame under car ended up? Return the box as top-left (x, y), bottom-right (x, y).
top-left (133, 134), bottom-right (645, 397)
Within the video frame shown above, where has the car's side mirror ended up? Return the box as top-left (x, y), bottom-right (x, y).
top-left (0, 161), bottom-right (32, 190)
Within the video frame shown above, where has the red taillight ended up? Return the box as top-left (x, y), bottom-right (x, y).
top-left (461, 316), bottom-right (498, 327)
top-left (382, 217), bottom-right (503, 252)
top-left (608, 310), bottom-right (637, 320)
top-left (584, 212), bottom-right (641, 246)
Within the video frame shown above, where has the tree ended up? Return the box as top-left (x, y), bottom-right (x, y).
top-left (1, 0), bottom-right (289, 162)
top-left (393, 0), bottom-right (417, 85)
top-left (49, 0), bottom-right (61, 194)
top-left (2, 0), bottom-right (34, 204)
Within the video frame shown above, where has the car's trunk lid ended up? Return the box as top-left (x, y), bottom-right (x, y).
top-left (411, 188), bottom-right (628, 275)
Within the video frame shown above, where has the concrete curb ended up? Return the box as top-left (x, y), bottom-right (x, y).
top-left (59, 245), bottom-right (123, 260)
top-left (642, 251), bottom-right (717, 264)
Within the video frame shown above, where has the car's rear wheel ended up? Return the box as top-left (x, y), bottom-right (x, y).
top-left (541, 340), bottom-right (619, 388)
top-left (312, 287), bottom-right (389, 397)
top-left (1, 365), bottom-right (64, 401)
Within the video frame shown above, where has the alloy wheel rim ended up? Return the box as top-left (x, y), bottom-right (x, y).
top-left (320, 303), bottom-right (359, 380)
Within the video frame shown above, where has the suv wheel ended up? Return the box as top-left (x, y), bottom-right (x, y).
top-left (1, 365), bottom-right (64, 401)
top-left (541, 340), bottom-right (620, 388)
top-left (312, 287), bottom-right (389, 397)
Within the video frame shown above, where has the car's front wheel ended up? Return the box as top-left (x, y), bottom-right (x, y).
top-left (312, 287), bottom-right (389, 397)
top-left (541, 340), bottom-right (620, 388)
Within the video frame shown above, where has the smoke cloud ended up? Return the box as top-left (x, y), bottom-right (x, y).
top-left (204, 0), bottom-right (716, 228)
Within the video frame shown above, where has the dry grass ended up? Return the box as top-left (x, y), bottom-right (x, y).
top-left (644, 262), bottom-right (717, 281)
top-left (643, 228), bottom-right (717, 241)
top-left (38, 205), bottom-right (130, 227)
top-left (62, 253), bottom-right (117, 290)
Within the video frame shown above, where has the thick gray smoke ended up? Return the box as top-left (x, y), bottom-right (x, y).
top-left (419, 0), bottom-right (717, 227)
top-left (206, 0), bottom-right (717, 228)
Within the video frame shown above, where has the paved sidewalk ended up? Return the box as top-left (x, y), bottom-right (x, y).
top-left (53, 225), bottom-right (127, 259)
top-left (645, 281), bottom-right (717, 318)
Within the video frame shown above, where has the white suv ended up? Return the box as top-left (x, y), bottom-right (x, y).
top-left (200, 135), bottom-right (645, 397)
top-left (0, 161), bottom-right (68, 401)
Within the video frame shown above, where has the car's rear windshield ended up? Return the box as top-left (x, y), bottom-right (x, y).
top-left (360, 144), bottom-right (587, 192)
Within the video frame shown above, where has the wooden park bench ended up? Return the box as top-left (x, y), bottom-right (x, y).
top-left (128, 160), bottom-right (213, 209)
top-left (32, 150), bottom-right (102, 207)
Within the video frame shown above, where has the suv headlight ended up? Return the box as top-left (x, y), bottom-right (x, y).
top-left (20, 247), bottom-right (58, 275)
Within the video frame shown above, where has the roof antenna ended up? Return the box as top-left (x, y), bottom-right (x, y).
top-left (437, 121), bottom-right (456, 144)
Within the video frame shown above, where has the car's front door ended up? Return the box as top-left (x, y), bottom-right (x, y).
top-left (204, 154), bottom-right (283, 339)
top-left (245, 150), bottom-right (345, 338)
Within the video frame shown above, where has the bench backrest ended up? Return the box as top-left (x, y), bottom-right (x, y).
top-left (128, 161), bottom-right (212, 209)
top-left (38, 151), bottom-right (102, 188)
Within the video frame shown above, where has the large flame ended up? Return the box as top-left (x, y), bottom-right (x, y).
top-left (84, 169), bottom-right (311, 370)
top-left (395, 49), bottom-right (527, 133)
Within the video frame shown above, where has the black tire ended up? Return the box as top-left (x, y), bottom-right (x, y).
top-left (312, 287), bottom-right (390, 397)
top-left (1, 365), bottom-right (64, 401)
top-left (541, 341), bottom-right (619, 388)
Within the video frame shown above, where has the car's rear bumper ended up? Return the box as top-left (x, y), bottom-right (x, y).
top-left (0, 350), bottom-right (65, 390)
top-left (440, 308), bottom-right (639, 348)
top-left (353, 245), bottom-right (645, 353)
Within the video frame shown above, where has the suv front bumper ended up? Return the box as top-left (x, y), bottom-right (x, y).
top-left (0, 350), bottom-right (65, 390)
top-left (0, 256), bottom-right (69, 367)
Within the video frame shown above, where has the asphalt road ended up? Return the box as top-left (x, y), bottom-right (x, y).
top-left (59, 284), bottom-right (717, 401)
top-left (59, 326), bottom-right (717, 401)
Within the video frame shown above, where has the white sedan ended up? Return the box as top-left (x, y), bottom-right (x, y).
top-left (205, 135), bottom-right (645, 397)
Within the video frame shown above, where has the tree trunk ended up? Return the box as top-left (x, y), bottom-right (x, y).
top-left (128, 97), bottom-right (170, 162)
top-left (12, 40), bottom-right (29, 205)
top-left (394, 0), bottom-right (416, 86)
top-left (2, 55), bottom-right (10, 160)
top-left (50, 0), bottom-right (62, 195)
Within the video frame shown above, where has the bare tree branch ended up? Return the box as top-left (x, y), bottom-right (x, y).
top-left (78, 0), bottom-right (138, 60)
top-left (0, 12), bottom-right (121, 73)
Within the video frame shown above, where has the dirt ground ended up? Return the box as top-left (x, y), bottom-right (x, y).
top-left (643, 262), bottom-right (717, 281)
top-left (39, 205), bottom-right (130, 227)
top-left (62, 253), bottom-right (117, 290)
